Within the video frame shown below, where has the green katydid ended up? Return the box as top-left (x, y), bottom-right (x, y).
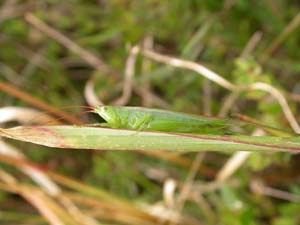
top-left (92, 106), bottom-right (296, 137)
top-left (93, 106), bottom-right (230, 134)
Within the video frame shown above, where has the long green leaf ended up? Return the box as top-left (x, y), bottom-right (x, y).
top-left (1, 126), bottom-right (300, 153)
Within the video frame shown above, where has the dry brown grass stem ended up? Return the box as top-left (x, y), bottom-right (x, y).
top-left (141, 48), bottom-right (236, 91)
top-left (260, 10), bottom-right (300, 64)
top-left (240, 31), bottom-right (263, 59)
top-left (250, 82), bottom-right (300, 133)
top-left (133, 86), bottom-right (171, 108)
top-left (0, 0), bottom-right (29, 24)
top-left (25, 13), bottom-right (118, 78)
top-left (251, 180), bottom-right (300, 202)
top-left (203, 80), bottom-right (212, 116)
top-left (0, 180), bottom-right (66, 225)
top-left (112, 45), bottom-right (139, 105)
top-left (141, 35), bottom-right (155, 107)
top-left (84, 77), bottom-right (104, 107)
top-left (0, 106), bottom-right (57, 125)
top-left (218, 91), bottom-right (241, 117)
top-left (0, 81), bottom-right (82, 125)
top-left (0, 145), bottom-right (99, 225)
top-left (176, 153), bottom-right (205, 211)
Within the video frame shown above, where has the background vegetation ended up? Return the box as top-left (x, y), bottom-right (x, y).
top-left (1, 0), bottom-right (300, 224)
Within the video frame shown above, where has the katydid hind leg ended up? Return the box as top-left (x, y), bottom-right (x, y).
top-left (128, 114), bottom-right (153, 136)
top-left (132, 114), bottom-right (153, 131)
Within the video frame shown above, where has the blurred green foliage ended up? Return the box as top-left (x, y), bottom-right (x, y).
top-left (1, 0), bottom-right (300, 224)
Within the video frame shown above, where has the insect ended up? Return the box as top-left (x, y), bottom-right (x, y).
top-left (93, 106), bottom-right (230, 134)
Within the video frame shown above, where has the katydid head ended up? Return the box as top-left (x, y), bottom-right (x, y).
top-left (93, 106), bottom-right (120, 127)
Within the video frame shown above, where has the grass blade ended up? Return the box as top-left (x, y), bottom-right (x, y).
top-left (1, 126), bottom-right (300, 153)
